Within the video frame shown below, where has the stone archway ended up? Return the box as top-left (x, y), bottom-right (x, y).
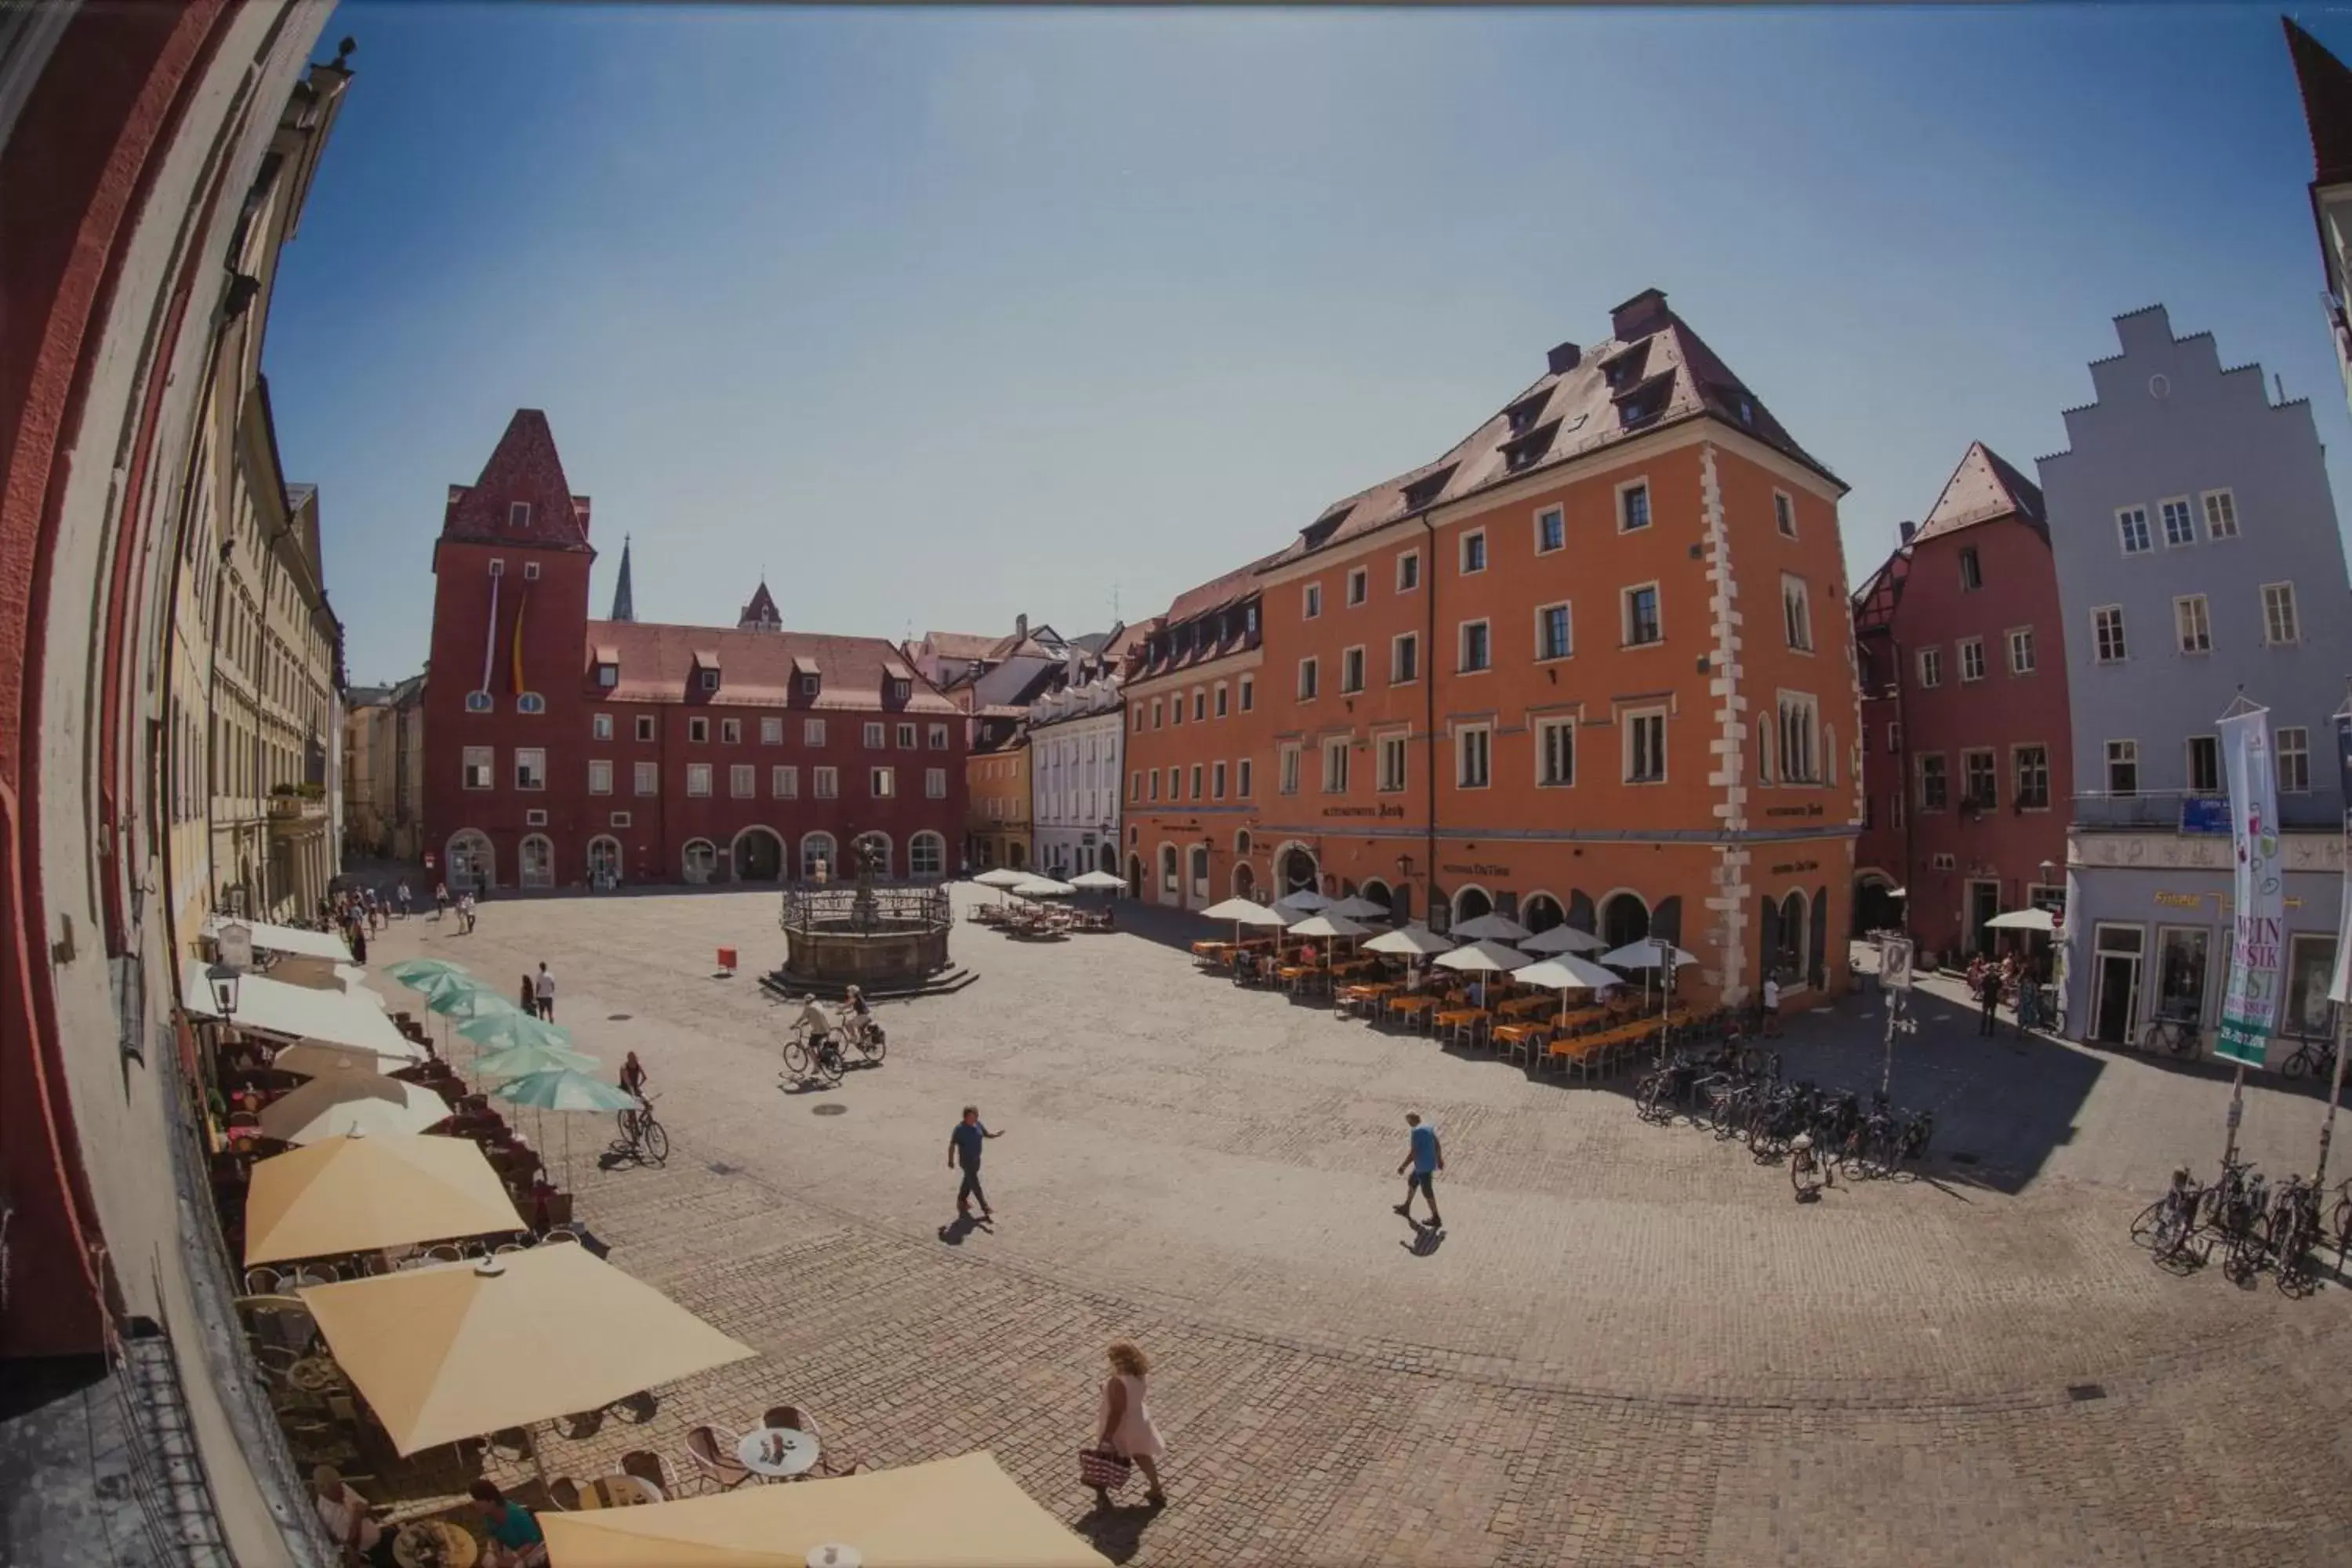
top-left (732, 826), bottom-right (785, 882)
top-left (1127, 853), bottom-right (1145, 899)
top-left (1454, 885), bottom-right (1494, 926)
top-left (1600, 890), bottom-right (1650, 951)
top-left (1523, 892), bottom-right (1565, 933)
top-left (1277, 844), bottom-right (1318, 895)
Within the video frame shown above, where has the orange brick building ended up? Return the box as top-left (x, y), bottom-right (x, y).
top-left (1123, 289), bottom-right (1861, 1007)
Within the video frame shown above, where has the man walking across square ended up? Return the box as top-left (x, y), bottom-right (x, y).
top-left (534, 962), bottom-right (555, 1022)
top-left (1394, 1112), bottom-right (1443, 1230)
top-left (948, 1105), bottom-right (1001, 1223)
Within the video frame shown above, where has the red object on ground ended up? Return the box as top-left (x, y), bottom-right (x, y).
top-left (717, 947), bottom-right (737, 974)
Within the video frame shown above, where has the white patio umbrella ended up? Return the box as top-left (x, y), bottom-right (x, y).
top-left (1434, 939), bottom-right (1526, 973)
top-left (1325, 895), bottom-right (1392, 920)
top-left (1287, 913), bottom-right (1369, 942)
top-left (974, 868), bottom-right (1029, 889)
top-left (1452, 911), bottom-right (1533, 944)
top-left (1600, 938), bottom-right (1699, 970)
top-left (1521, 924), bottom-right (1608, 956)
top-left (1364, 924), bottom-right (1455, 957)
top-left (1511, 953), bottom-right (1624, 1025)
top-left (1070, 869), bottom-right (1126, 891)
top-left (1012, 875), bottom-right (1075, 897)
top-left (1199, 896), bottom-right (1286, 954)
top-left (1984, 908), bottom-right (2056, 932)
top-left (1271, 888), bottom-right (1330, 916)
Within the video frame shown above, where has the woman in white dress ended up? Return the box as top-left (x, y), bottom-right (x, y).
top-left (1094, 1341), bottom-right (1167, 1507)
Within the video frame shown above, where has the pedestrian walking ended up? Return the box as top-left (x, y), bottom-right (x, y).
top-left (948, 1105), bottom-right (1001, 1222)
top-left (519, 972), bottom-right (537, 1014)
top-left (1976, 964), bottom-right (2001, 1036)
top-left (397, 880), bottom-right (412, 918)
top-left (1760, 971), bottom-right (1783, 1037)
top-left (534, 963), bottom-right (555, 1022)
top-left (434, 881), bottom-right (449, 920)
top-left (1393, 1111), bottom-right (1443, 1229)
top-left (1090, 1341), bottom-right (1168, 1509)
top-left (347, 919), bottom-right (367, 965)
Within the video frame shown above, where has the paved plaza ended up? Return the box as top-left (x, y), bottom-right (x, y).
top-left (366, 884), bottom-right (2352, 1566)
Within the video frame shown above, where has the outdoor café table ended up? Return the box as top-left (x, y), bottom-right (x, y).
top-left (738, 1425), bottom-right (822, 1479)
top-left (392, 1519), bottom-right (478, 1568)
top-left (1435, 1006), bottom-right (1490, 1046)
top-left (1499, 995), bottom-right (1553, 1020)
top-left (1191, 940), bottom-right (1234, 967)
top-left (579, 1473), bottom-right (664, 1508)
top-left (1386, 993), bottom-right (1439, 1032)
top-left (286, 1356), bottom-right (343, 1393)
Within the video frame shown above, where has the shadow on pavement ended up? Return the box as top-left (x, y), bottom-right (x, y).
top-left (1073, 1497), bottom-right (1160, 1563)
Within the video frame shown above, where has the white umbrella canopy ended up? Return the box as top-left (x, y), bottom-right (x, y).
top-left (1512, 955), bottom-right (1623, 992)
top-left (1271, 888), bottom-right (1331, 915)
top-left (1069, 869), bottom-right (1127, 890)
top-left (244, 1134), bottom-right (523, 1265)
top-left (1287, 913), bottom-right (1369, 940)
top-left (1324, 895), bottom-right (1392, 920)
top-left (1434, 938), bottom-right (1527, 973)
top-left (974, 868), bottom-right (1029, 889)
top-left (1200, 898), bottom-right (1285, 927)
top-left (1984, 908), bottom-right (2056, 931)
top-left (1600, 938), bottom-right (1699, 970)
top-left (1364, 924), bottom-right (1455, 957)
top-left (1521, 924), bottom-right (1609, 956)
top-left (257, 1069), bottom-right (452, 1145)
top-left (271, 1040), bottom-right (419, 1079)
top-left (1012, 876), bottom-right (1075, 897)
top-left (1452, 911), bottom-right (1533, 943)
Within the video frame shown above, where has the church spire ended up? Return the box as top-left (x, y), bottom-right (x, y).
top-left (609, 535), bottom-right (635, 622)
top-left (738, 578), bottom-right (782, 633)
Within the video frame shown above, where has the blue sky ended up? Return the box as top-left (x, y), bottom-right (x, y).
top-left (265, 4), bottom-right (2352, 688)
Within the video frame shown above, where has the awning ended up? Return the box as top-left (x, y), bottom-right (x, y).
top-left (537, 1453), bottom-right (1111, 1568)
top-left (181, 960), bottom-right (422, 1061)
top-left (245, 1134), bottom-right (521, 1265)
top-left (202, 917), bottom-right (349, 964)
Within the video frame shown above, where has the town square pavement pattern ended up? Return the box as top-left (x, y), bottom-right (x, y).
top-left (370, 886), bottom-right (2352, 1565)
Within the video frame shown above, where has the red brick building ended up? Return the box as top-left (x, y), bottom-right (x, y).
top-left (423, 412), bottom-right (967, 890)
top-left (1852, 443), bottom-right (2071, 964)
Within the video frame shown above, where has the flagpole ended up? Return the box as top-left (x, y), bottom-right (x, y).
top-left (2315, 697), bottom-right (2352, 1191)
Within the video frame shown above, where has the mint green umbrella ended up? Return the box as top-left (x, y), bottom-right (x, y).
top-left (492, 1069), bottom-right (642, 1187)
top-left (386, 959), bottom-right (471, 988)
top-left (456, 1011), bottom-right (576, 1054)
top-left (423, 980), bottom-right (524, 1020)
top-left (470, 1040), bottom-right (600, 1082)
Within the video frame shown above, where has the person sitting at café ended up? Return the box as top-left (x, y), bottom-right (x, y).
top-left (469, 1480), bottom-right (548, 1567)
top-left (1298, 942), bottom-right (1320, 969)
top-left (314, 1466), bottom-right (397, 1567)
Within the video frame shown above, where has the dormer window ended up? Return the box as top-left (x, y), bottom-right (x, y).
top-left (699, 670), bottom-right (720, 691)
top-left (524, 561), bottom-right (540, 581)
top-left (596, 664), bottom-right (618, 688)
top-left (889, 678), bottom-right (910, 702)
top-left (509, 502), bottom-right (532, 529)
top-left (800, 673), bottom-right (818, 696)
top-left (1401, 465), bottom-right (1457, 513)
top-left (1504, 394), bottom-right (1548, 437)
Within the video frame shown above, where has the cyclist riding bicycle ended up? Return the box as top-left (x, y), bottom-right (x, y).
top-left (842, 985), bottom-right (877, 1047)
top-left (619, 1051), bottom-right (649, 1102)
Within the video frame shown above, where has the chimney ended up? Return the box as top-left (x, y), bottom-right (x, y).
top-left (1546, 342), bottom-right (1583, 376)
top-left (1898, 520), bottom-right (1918, 544)
top-left (1610, 288), bottom-right (1671, 342)
top-left (1015, 612), bottom-right (1028, 642)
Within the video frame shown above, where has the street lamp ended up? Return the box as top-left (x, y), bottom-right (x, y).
top-left (205, 960), bottom-right (241, 1022)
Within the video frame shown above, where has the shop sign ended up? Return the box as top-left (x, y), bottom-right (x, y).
top-left (1321, 804), bottom-right (1407, 820)
top-left (1763, 803), bottom-right (1824, 819)
top-left (1768, 859), bottom-right (1820, 877)
top-left (2180, 797), bottom-right (2232, 836)
top-left (1440, 861), bottom-right (1512, 878)
top-left (2154, 891), bottom-right (2205, 909)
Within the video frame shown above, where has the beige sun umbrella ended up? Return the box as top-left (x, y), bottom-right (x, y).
top-left (256, 1065), bottom-right (451, 1145)
top-left (538, 1452), bottom-right (1111, 1568)
top-left (244, 1134), bottom-right (522, 1265)
top-left (296, 1242), bottom-right (755, 1456)
top-left (270, 1040), bottom-right (418, 1078)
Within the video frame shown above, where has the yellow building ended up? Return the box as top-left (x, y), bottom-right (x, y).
top-left (966, 717), bottom-right (1033, 871)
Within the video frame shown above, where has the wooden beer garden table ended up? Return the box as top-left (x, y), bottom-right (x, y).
top-left (1385, 993), bottom-right (1438, 1031)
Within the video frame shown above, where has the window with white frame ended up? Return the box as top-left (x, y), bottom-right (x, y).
top-left (2092, 606), bottom-right (2127, 663)
top-left (929, 723), bottom-right (949, 749)
top-left (1396, 550), bottom-right (1420, 592)
top-left (1212, 760), bottom-right (1227, 799)
top-left (871, 766), bottom-right (895, 798)
top-left (514, 748), bottom-right (546, 790)
top-left (2174, 595), bottom-right (2212, 654)
top-left (1279, 743), bottom-right (1301, 795)
top-left (1536, 603), bottom-right (1572, 662)
top-left (1781, 575), bottom-right (1813, 652)
top-left (1618, 481), bottom-right (1651, 532)
top-left (1346, 566), bottom-right (1368, 605)
top-left (804, 718), bottom-right (826, 746)
top-left (1624, 709), bottom-right (1666, 782)
top-left (636, 715), bottom-right (655, 742)
top-left (686, 763), bottom-right (712, 797)
top-left (1391, 632), bottom-right (1418, 684)
top-left (2187, 735), bottom-right (2221, 796)
top-left (2106, 739), bottom-right (2138, 796)
top-left (2014, 744), bottom-right (2050, 809)
top-left (1322, 738), bottom-right (1349, 793)
top-left (699, 670), bottom-right (720, 691)
top-left (1536, 717), bottom-right (1574, 786)
top-left (726, 764), bottom-right (750, 797)
top-left (1623, 583), bottom-right (1661, 646)
top-left (1958, 637), bottom-right (1985, 683)
top-left (1917, 647), bottom-right (1943, 688)
top-left (2263, 583), bottom-right (2299, 644)
top-left (593, 713), bottom-right (613, 741)
top-left (898, 722), bottom-right (916, 749)
top-left (2007, 627), bottom-right (2035, 675)
top-left (1777, 695), bottom-right (1820, 782)
top-left (1378, 734), bottom-right (1406, 792)
top-left (1773, 491), bottom-right (1796, 539)
top-left (1460, 530), bottom-right (1487, 574)
top-left (589, 759), bottom-right (612, 795)
top-left (773, 764), bottom-right (799, 798)
top-left (1150, 698), bottom-right (1163, 729)
top-left (753, 716), bottom-right (777, 744)
top-left (1238, 757), bottom-right (1254, 796)
top-left (910, 833), bottom-right (945, 877)
top-left (1341, 647), bottom-right (1365, 693)
top-left (1132, 707), bottom-right (1144, 734)
top-left (863, 722), bottom-right (884, 748)
top-left (1916, 753), bottom-right (1947, 810)
top-left (634, 760), bottom-right (658, 796)
top-left (688, 717), bottom-right (710, 743)
top-left (1457, 724), bottom-right (1491, 788)
top-left (1535, 506), bottom-right (1566, 554)
top-left (463, 746), bottom-right (493, 789)
top-left (1458, 620), bottom-right (1491, 673)
top-left (2116, 506), bottom-right (2151, 554)
top-left (2160, 497), bottom-right (2196, 547)
top-left (1298, 658), bottom-right (1319, 701)
top-left (1239, 674), bottom-right (1254, 712)
top-left (1302, 582), bottom-right (1323, 619)
top-left (2202, 489), bottom-right (2239, 539)
top-left (2278, 727), bottom-right (2311, 792)
top-left (1962, 748), bottom-right (1996, 808)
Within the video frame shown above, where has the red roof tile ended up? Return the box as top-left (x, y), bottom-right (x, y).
top-left (920, 631), bottom-right (1000, 661)
top-left (1913, 441), bottom-right (2046, 544)
top-left (591, 620), bottom-right (956, 713)
top-left (441, 410), bottom-right (593, 553)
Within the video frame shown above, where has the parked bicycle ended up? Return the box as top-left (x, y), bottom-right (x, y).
top-left (2129, 1167), bottom-right (2205, 1270)
top-left (609, 1095), bottom-right (670, 1167)
top-left (2139, 1009), bottom-right (2202, 1059)
top-left (2280, 1032), bottom-right (2340, 1080)
top-left (2266, 1174), bottom-right (2321, 1296)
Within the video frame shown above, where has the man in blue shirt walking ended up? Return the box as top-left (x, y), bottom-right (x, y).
top-left (948, 1105), bottom-right (1002, 1223)
top-left (1394, 1112), bottom-right (1443, 1229)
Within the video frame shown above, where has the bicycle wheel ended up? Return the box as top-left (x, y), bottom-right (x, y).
top-left (816, 1045), bottom-right (845, 1087)
top-left (861, 1032), bottom-right (887, 1065)
top-left (2285, 1047), bottom-right (2313, 1079)
top-left (782, 1040), bottom-right (811, 1078)
top-left (642, 1118), bottom-right (670, 1166)
top-left (2129, 1199), bottom-right (2165, 1245)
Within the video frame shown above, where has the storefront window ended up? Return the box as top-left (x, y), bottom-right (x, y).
top-left (2154, 926), bottom-right (2209, 1023)
top-left (2284, 933), bottom-right (2339, 1040)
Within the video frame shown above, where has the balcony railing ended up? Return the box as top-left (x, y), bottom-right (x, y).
top-left (2071, 789), bottom-right (2340, 833)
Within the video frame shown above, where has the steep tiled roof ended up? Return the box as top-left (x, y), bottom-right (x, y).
top-left (590, 620), bottom-right (956, 713)
top-left (1912, 441), bottom-right (2046, 544)
top-left (441, 410), bottom-right (593, 553)
top-left (739, 580), bottom-right (781, 628)
top-left (1265, 290), bottom-right (1840, 569)
top-left (2288, 18), bottom-right (2352, 188)
top-left (922, 631), bottom-right (999, 661)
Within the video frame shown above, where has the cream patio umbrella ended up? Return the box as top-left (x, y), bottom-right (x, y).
top-left (1509, 953), bottom-right (1625, 1029)
top-left (244, 1133), bottom-right (522, 1266)
top-left (1433, 938), bottom-right (1527, 974)
top-left (1069, 869), bottom-right (1126, 891)
top-left (1199, 896), bottom-right (1287, 957)
top-left (1984, 908), bottom-right (2057, 932)
top-left (1363, 924), bottom-right (1455, 958)
top-left (1011, 875), bottom-right (1075, 897)
top-left (1452, 910), bottom-right (1533, 944)
top-left (1521, 924), bottom-right (1609, 956)
top-left (270, 1040), bottom-right (419, 1078)
top-left (296, 1243), bottom-right (755, 1457)
top-left (1270, 888), bottom-right (1330, 920)
top-left (973, 868), bottom-right (1029, 889)
top-left (256, 1065), bottom-right (452, 1145)
top-left (1324, 894), bottom-right (1393, 921)
top-left (538, 1453), bottom-right (1111, 1568)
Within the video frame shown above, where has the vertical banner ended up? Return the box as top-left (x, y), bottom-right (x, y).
top-left (2216, 707), bottom-right (2283, 1066)
top-left (2329, 710), bottom-right (2352, 1006)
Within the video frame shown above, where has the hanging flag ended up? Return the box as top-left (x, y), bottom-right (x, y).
top-left (2328, 712), bottom-right (2352, 1005)
top-left (2216, 707), bottom-right (2284, 1066)
top-left (479, 572), bottom-right (499, 697)
top-left (510, 582), bottom-right (529, 695)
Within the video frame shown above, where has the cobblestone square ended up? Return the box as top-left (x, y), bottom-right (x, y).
top-left (370, 887), bottom-right (2352, 1566)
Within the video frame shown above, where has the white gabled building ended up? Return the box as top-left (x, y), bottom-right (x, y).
top-left (1027, 633), bottom-right (1136, 880)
